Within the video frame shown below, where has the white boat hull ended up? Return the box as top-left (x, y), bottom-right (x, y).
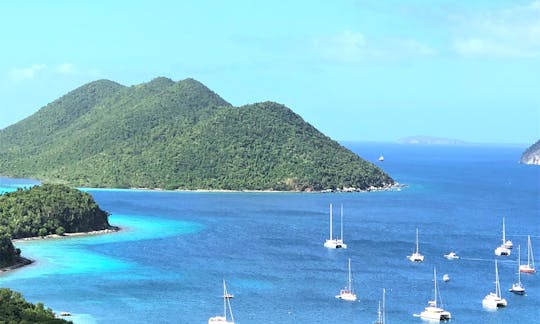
top-left (482, 293), bottom-right (507, 309)
top-left (409, 252), bottom-right (424, 262)
top-left (208, 316), bottom-right (234, 324)
top-left (324, 239), bottom-right (347, 249)
top-left (519, 265), bottom-right (535, 273)
top-left (420, 307), bottom-right (451, 321)
top-left (494, 246), bottom-right (510, 256)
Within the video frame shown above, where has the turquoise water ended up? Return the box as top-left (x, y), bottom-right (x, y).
top-left (0, 142), bottom-right (539, 323)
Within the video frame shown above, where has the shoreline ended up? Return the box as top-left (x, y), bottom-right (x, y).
top-left (0, 257), bottom-right (33, 273)
top-left (12, 227), bottom-right (121, 243)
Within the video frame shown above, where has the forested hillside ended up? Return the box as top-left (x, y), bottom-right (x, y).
top-left (0, 77), bottom-right (394, 191)
top-left (0, 184), bottom-right (111, 239)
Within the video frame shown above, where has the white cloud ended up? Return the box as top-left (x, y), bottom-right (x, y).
top-left (9, 64), bottom-right (47, 81)
top-left (313, 30), bottom-right (435, 63)
top-left (55, 62), bottom-right (75, 74)
top-left (453, 1), bottom-right (540, 58)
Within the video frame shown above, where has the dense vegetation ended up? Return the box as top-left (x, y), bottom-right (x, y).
top-left (520, 139), bottom-right (540, 165)
top-left (0, 77), bottom-right (394, 191)
top-left (0, 288), bottom-right (70, 323)
top-left (0, 232), bottom-right (20, 268)
top-left (0, 184), bottom-right (111, 239)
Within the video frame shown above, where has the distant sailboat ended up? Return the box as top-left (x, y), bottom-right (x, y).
top-left (482, 260), bottom-right (507, 309)
top-left (208, 280), bottom-right (235, 324)
top-left (509, 245), bottom-right (525, 295)
top-left (494, 217), bottom-right (511, 256)
top-left (378, 155), bottom-right (385, 162)
top-left (408, 227), bottom-right (424, 262)
top-left (418, 267), bottom-right (451, 321)
top-left (324, 204), bottom-right (347, 249)
top-left (373, 288), bottom-right (386, 324)
top-left (519, 235), bottom-right (535, 273)
top-left (336, 258), bottom-right (357, 301)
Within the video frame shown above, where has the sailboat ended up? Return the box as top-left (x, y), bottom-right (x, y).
top-left (324, 204), bottom-right (347, 249)
top-left (373, 288), bottom-right (386, 324)
top-left (208, 280), bottom-right (235, 324)
top-left (482, 259), bottom-right (507, 309)
top-left (418, 267), bottom-right (451, 321)
top-left (378, 155), bottom-right (385, 162)
top-left (408, 227), bottom-right (424, 262)
top-left (336, 258), bottom-right (357, 301)
top-left (494, 217), bottom-right (511, 256)
top-left (519, 235), bottom-right (535, 273)
top-left (509, 245), bottom-right (525, 295)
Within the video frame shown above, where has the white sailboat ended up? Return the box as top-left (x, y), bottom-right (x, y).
top-left (336, 258), bottom-right (357, 301)
top-left (208, 280), bottom-right (235, 324)
top-left (509, 245), bottom-right (525, 295)
top-left (519, 235), bottom-right (535, 274)
top-left (494, 218), bottom-right (511, 256)
top-left (324, 204), bottom-right (347, 249)
top-left (408, 227), bottom-right (424, 262)
top-left (418, 267), bottom-right (451, 321)
top-left (373, 288), bottom-right (386, 324)
top-left (482, 259), bottom-right (507, 309)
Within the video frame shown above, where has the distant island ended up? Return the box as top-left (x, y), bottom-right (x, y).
top-left (397, 135), bottom-right (467, 145)
top-left (0, 77), bottom-right (394, 192)
top-left (520, 140), bottom-right (540, 165)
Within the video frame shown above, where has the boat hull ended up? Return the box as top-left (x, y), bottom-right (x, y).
top-left (324, 239), bottom-right (347, 249)
top-left (519, 265), bottom-right (535, 273)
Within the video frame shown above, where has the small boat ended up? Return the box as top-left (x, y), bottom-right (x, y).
top-left (519, 235), bottom-right (535, 273)
top-left (373, 288), bottom-right (386, 324)
top-left (223, 293), bottom-right (234, 299)
top-left (443, 274), bottom-right (450, 282)
top-left (494, 218), bottom-right (511, 256)
top-left (323, 204), bottom-right (347, 249)
top-left (59, 312), bottom-right (71, 317)
top-left (418, 267), bottom-right (451, 321)
top-left (509, 245), bottom-right (525, 295)
top-left (208, 280), bottom-right (235, 324)
top-left (482, 260), bottom-right (507, 309)
top-left (444, 252), bottom-right (459, 260)
top-left (408, 227), bottom-right (424, 262)
top-left (336, 258), bottom-right (357, 301)
top-left (378, 155), bottom-right (385, 162)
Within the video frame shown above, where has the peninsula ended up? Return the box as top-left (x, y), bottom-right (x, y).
top-left (0, 77), bottom-right (393, 192)
top-left (520, 140), bottom-right (540, 165)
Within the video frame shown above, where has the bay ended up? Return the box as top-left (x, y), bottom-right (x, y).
top-left (0, 142), bottom-right (538, 323)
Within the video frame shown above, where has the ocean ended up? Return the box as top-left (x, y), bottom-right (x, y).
top-left (0, 142), bottom-right (538, 323)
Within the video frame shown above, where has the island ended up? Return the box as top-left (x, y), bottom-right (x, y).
top-left (520, 140), bottom-right (540, 165)
top-left (0, 77), bottom-right (394, 192)
top-left (397, 135), bottom-right (467, 145)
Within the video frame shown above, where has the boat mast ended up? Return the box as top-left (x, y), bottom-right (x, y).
top-left (223, 280), bottom-right (234, 323)
top-left (329, 204), bottom-right (333, 240)
top-left (382, 288), bottom-right (386, 324)
top-left (528, 235), bottom-right (535, 268)
top-left (518, 245), bottom-right (522, 285)
top-left (415, 228), bottom-right (419, 254)
top-left (348, 258), bottom-right (353, 292)
top-left (340, 204), bottom-right (344, 241)
top-left (502, 217), bottom-right (506, 244)
top-left (433, 267), bottom-right (438, 308)
top-left (495, 260), bottom-right (501, 298)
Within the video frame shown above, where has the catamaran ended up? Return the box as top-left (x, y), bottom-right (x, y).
top-left (208, 280), bottom-right (235, 324)
top-left (324, 204), bottom-right (347, 249)
top-left (408, 227), bottom-right (424, 262)
top-left (482, 259), bottom-right (507, 309)
top-left (373, 288), bottom-right (386, 324)
top-left (418, 267), bottom-right (451, 321)
top-left (336, 258), bottom-right (357, 301)
top-left (509, 245), bottom-right (525, 295)
top-left (494, 217), bottom-right (511, 256)
top-left (519, 235), bottom-right (535, 273)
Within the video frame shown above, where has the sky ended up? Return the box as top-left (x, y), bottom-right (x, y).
top-left (0, 0), bottom-right (539, 144)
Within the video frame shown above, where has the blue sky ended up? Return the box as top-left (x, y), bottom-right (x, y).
top-left (1, 0), bottom-right (539, 144)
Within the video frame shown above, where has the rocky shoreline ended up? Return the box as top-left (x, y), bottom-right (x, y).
top-left (0, 257), bottom-right (33, 273)
top-left (13, 227), bottom-right (120, 243)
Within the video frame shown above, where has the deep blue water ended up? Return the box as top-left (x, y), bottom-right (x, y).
top-left (0, 142), bottom-right (539, 323)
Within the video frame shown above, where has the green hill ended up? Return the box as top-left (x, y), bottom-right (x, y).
top-left (0, 288), bottom-right (70, 323)
top-left (0, 77), bottom-right (394, 191)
